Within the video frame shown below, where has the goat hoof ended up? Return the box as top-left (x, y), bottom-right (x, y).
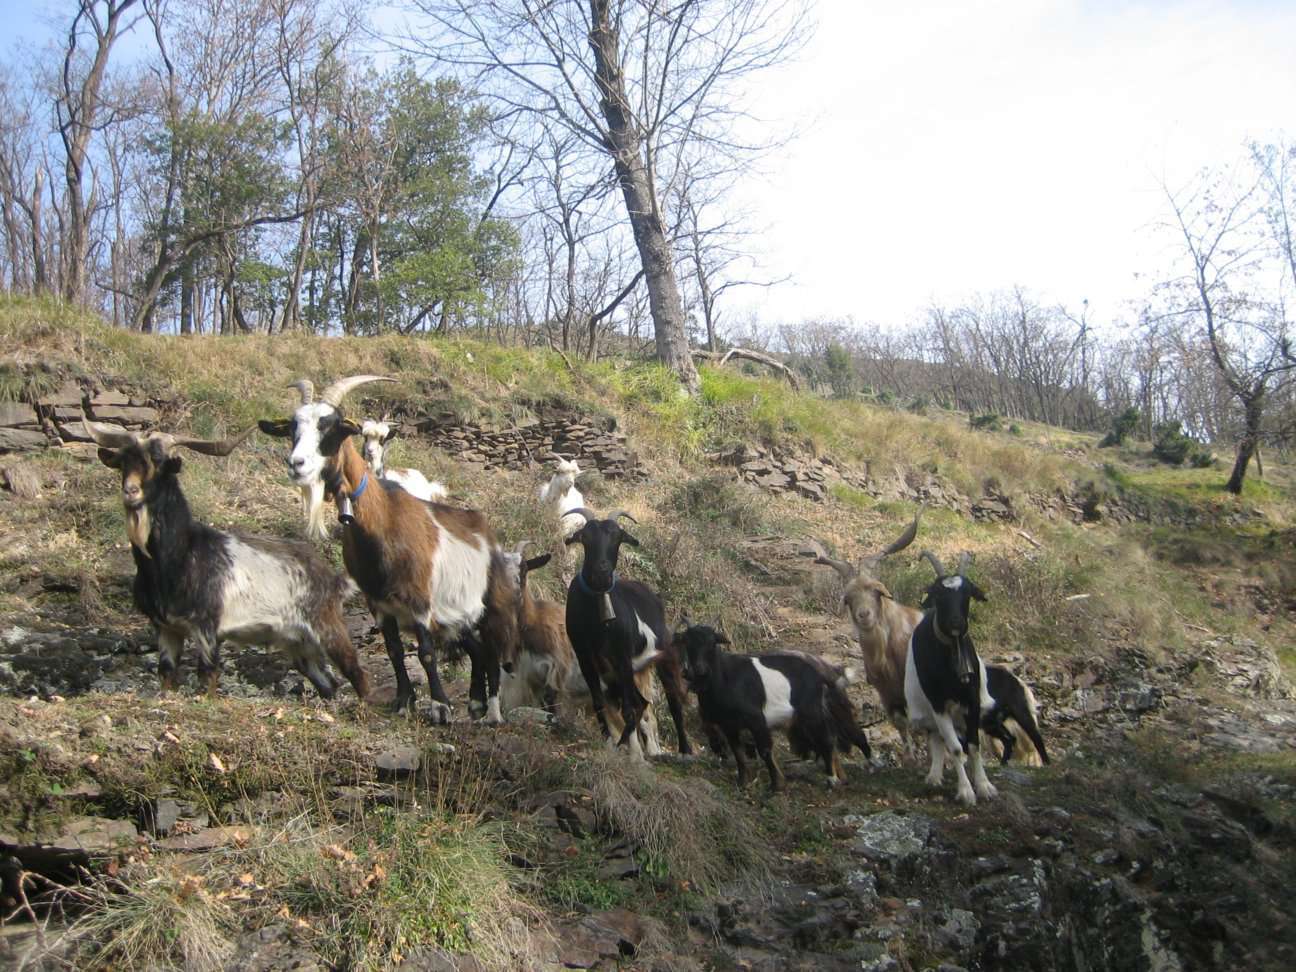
top-left (425, 702), bottom-right (453, 725)
top-left (955, 787), bottom-right (977, 806)
top-left (976, 782), bottom-right (999, 800)
top-left (388, 693), bottom-right (416, 716)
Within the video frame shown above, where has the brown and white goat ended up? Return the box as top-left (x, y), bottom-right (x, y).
top-left (806, 508), bottom-right (924, 748)
top-left (259, 376), bottom-right (518, 723)
top-left (499, 541), bottom-right (661, 750)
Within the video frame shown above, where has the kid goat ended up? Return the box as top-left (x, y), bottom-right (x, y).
top-left (678, 622), bottom-right (872, 791)
top-left (84, 418), bottom-right (369, 700)
top-left (259, 376), bottom-right (518, 723)
top-left (564, 508), bottom-right (692, 758)
top-left (360, 418), bottom-right (449, 503)
top-left (904, 550), bottom-right (997, 805)
top-left (537, 458), bottom-right (586, 538)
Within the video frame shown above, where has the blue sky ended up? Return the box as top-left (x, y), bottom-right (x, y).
top-left (7, 0), bottom-right (1295, 333)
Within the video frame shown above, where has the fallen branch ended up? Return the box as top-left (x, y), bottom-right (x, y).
top-left (693, 347), bottom-right (801, 391)
top-left (1015, 529), bottom-right (1042, 549)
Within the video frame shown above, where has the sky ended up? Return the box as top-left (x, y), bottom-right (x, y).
top-left (6, 0), bottom-right (1295, 334)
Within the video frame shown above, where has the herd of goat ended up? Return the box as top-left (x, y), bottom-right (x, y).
top-left (81, 374), bottom-right (1049, 806)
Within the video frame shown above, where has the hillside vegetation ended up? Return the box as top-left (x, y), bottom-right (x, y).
top-left (1, 296), bottom-right (1294, 971)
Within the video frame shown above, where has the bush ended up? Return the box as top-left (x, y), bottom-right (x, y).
top-left (1100, 407), bottom-right (1141, 448)
top-left (1152, 420), bottom-right (1194, 465)
top-left (1008, 423), bottom-right (1022, 436)
top-left (970, 413), bottom-right (1002, 432)
top-left (907, 395), bottom-right (929, 415)
top-left (1189, 449), bottom-right (1216, 469)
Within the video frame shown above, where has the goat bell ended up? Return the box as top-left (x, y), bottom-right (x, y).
top-left (337, 495), bottom-right (356, 525)
top-left (599, 592), bottom-right (617, 623)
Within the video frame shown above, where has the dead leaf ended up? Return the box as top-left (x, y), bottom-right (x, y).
top-left (316, 712), bottom-right (335, 724)
top-left (208, 753), bottom-right (226, 773)
top-left (272, 707), bottom-right (286, 722)
top-left (322, 843), bottom-right (357, 863)
top-left (238, 873), bottom-right (256, 887)
top-left (161, 730), bottom-right (180, 746)
top-left (177, 875), bottom-right (205, 900)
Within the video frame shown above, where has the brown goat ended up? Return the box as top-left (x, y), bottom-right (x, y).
top-left (500, 542), bottom-right (661, 750)
top-left (806, 508), bottom-right (924, 748)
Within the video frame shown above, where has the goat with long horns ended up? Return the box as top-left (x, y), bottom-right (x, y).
top-left (85, 417), bottom-right (370, 700)
top-left (259, 376), bottom-right (519, 723)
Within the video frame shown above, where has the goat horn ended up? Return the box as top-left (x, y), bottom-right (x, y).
top-left (861, 504), bottom-right (925, 571)
top-left (513, 539), bottom-right (534, 556)
top-left (802, 537), bottom-right (858, 581)
top-left (958, 551), bottom-right (972, 575)
top-left (81, 415), bottom-right (138, 450)
top-left (565, 507), bottom-right (600, 523)
top-left (288, 379), bottom-right (314, 405)
top-left (920, 550), bottom-right (947, 578)
top-left (319, 375), bottom-right (395, 408)
top-left (609, 510), bottom-right (638, 524)
top-left (170, 427), bottom-right (257, 457)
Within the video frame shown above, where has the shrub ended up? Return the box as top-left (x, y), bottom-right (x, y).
top-left (1189, 449), bottom-right (1216, 469)
top-left (907, 395), bottom-right (929, 415)
top-left (1008, 423), bottom-right (1022, 436)
top-left (1152, 421), bottom-right (1194, 465)
top-left (970, 413), bottom-right (1002, 432)
top-left (1100, 407), bottom-right (1141, 448)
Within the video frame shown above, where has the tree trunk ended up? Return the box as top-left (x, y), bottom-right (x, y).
top-left (180, 257), bottom-right (194, 334)
top-left (587, 0), bottom-right (698, 393)
top-left (1225, 395), bottom-right (1264, 495)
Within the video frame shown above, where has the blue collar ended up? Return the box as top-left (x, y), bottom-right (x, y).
top-left (350, 472), bottom-right (369, 503)
top-left (576, 570), bottom-right (616, 596)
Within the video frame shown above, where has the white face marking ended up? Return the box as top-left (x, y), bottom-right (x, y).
top-left (751, 659), bottom-right (795, 728)
top-left (289, 402), bottom-right (338, 487)
top-left (942, 576), bottom-right (963, 590)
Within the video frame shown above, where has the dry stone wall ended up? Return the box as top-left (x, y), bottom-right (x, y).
top-left (416, 414), bottom-right (643, 479)
top-left (0, 381), bottom-right (162, 451)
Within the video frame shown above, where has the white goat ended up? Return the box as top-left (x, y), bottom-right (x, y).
top-left (360, 419), bottom-right (448, 503)
top-left (537, 457), bottom-right (586, 538)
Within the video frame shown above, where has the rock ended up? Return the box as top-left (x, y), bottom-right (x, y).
top-left (38, 383), bottom-right (83, 408)
top-left (146, 796), bottom-right (210, 836)
top-left (51, 816), bottom-right (138, 854)
top-left (376, 745), bottom-right (422, 779)
top-left (91, 405), bottom-right (159, 426)
top-left (844, 812), bottom-right (932, 866)
top-left (557, 908), bottom-right (664, 969)
top-left (57, 419), bottom-right (128, 444)
top-left (0, 427), bottom-right (47, 451)
top-left (508, 706), bottom-right (555, 726)
top-left (156, 825), bottom-right (256, 851)
top-left (844, 868), bottom-right (879, 908)
top-left (225, 923), bottom-right (324, 972)
top-left (936, 908), bottom-right (980, 951)
top-left (90, 389), bottom-right (131, 406)
top-left (0, 402), bottom-right (38, 427)
top-left (1117, 684), bottom-right (1162, 714)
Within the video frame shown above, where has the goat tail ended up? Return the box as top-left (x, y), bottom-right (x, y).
top-left (824, 679), bottom-right (872, 758)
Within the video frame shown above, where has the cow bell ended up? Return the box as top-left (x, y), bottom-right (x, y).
top-left (956, 636), bottom-right (975, 683)
top-left (338, 495), bottom-right (356, 525)
top-left (599, 592), bottom-right (617, 623)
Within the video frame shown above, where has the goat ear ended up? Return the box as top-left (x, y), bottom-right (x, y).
top-left (339, 418), bottom-right (363, 438)
top-left (524, 553), bottom-right (552, 572)
top-left (714, 630), bottom-right (731, 645)
top-left (382, 427), bottom-right (400, 444)
top-left (258, 419), bottom-right (292, 438)
top-left (969, 582), bottom-right (988, 603)
top-left (619, 530), bottom-right (640, 547)
top-left (97, 448), bottom-right (123, 468)
top-left (563, 533), bottom-right (582, 546)
top-left (162, 456), bottom-right (183, 477)
top-left (876, 583), bottom-right (894, 600)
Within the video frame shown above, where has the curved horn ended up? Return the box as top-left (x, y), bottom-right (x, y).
top-left (170, 427), bottom-right (257, 457)
top-left (81, 415), bottom-right (138, 451)
top-left (958, 551), bottom-right (972, 575)
top-left (288, 379), bottom-right (314, 405)
top-left (802, 537), bottom-right (857, 581)
top-left (861, 504), bottom-right (925, 571)
top-left (565, 507), bottom-right (600, 523)
top-left (513, 539), bottom-right (534, 556)
top-left (920, 550), bottom-right (947, 578)
top-left (319, 375), bottom-right (395, 408)
top-left (609, 510), bottom-right (638, 525)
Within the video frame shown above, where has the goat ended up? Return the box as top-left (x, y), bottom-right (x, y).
top-left (359, 418), bottom-right (449, 503)
top-left (806, 509), bottom-right (923, 736)
top-left (83, 418), bottom-right (369, 700)
top-left (498, 542), bottom-right (663, 750)
top-left (563, 508), bottom-right (693, 759)
top-left (677, 623), bottom-right (872, 791)
top-left (259, 376), bottom-right (518, 723)
top-left (904, 550), bottom-right (997, 805)
top-left (981, 665), bottom-right (1049, 766)
top-left (537, 457), bottom-right (586, 538)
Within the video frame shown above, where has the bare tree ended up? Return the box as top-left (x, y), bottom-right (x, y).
top-left (410, 0), bottom-right (808, 393)
top-left (1160, 155), bottom-right (1294, 493)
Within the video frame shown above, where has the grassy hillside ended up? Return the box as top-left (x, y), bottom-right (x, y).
top-left (2, 295), bottom-right (1294, 971)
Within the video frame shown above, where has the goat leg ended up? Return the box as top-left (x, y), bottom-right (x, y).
top-left (194, 632), bottom-right (220, 696)
top-left (414, 623), bottom-right (452, 725)
top-left (655, 655), bottom-right (694, 755)
top-left (381, 616), bottom-right (416, 714)
top-left (753, 725), bottom-right (784, 792)
top-left (156, 628), bottom-right (183, 692)
top-left (572, 641), bottom-right (613, 743)
top-left (724, 725), bottom-right (751, 787)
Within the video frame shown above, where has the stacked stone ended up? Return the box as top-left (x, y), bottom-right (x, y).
top-left (713, 443), bottom-right (836, 502)
top-left (418, 414), bottom-right (642, 479)
top-left (0, 382), bottom-right (161, 452)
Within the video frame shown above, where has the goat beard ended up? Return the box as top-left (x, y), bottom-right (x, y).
top-left (126, 506), bottom-right (152, 557)
top-left (301, 481), bottom-right (329, 541)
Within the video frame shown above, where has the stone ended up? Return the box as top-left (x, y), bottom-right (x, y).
top-left (51, 816), bottom-right (138, 854)
top-left (557, 909), bottom-right (664, 968)
top-left (91, 405), bottom-right (159, 425)
top-left (0, 402), bottom-right (38, 427)
top-left (508, 706), bottom-right (555, 726)
top-left (147, 796), bottom-right (210, 836)
top-left (844, 812), bottom-right (932, 865)
top-left (376, 745), bottom-right (422, 779)
top-left (936, 908), bottom-right (980, 951)
top-left (90, 389), bottom-right (130, 406)
top-left (156, 825), bottom-right (256, 851)
top-left (0, 427), bottom-right (47, 451)
top-left (39, 383), bottom-right (83, 408)
top-left (57, 419), bottom-right (128, 444)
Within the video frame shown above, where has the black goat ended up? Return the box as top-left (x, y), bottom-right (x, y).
top-left (84, 418), bottom-right (369, 700)
top-left (563, 508), bottom-right (692, 759)
top-left (678, 623), bottom-right (871, 791)
top-left (981, 665), bottom-right (1049, 766)
top-left (904, 550), bottom-right (997, 805)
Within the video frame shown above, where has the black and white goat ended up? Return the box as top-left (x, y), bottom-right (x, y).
top-left (359, 418), bottom-right (448, 503)
top-left (260, 376), bottom-right (518, 723)
top-left (564, 508), bottom-right (692, 759)
top-left (677, 623), bottom-right (872, 791)
top-left (904, 550), bottom-right (997, 805)
top-left (84, 418), bottom-right (370, 700)
top-left (981, 665), bottom-right (1049, 766)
